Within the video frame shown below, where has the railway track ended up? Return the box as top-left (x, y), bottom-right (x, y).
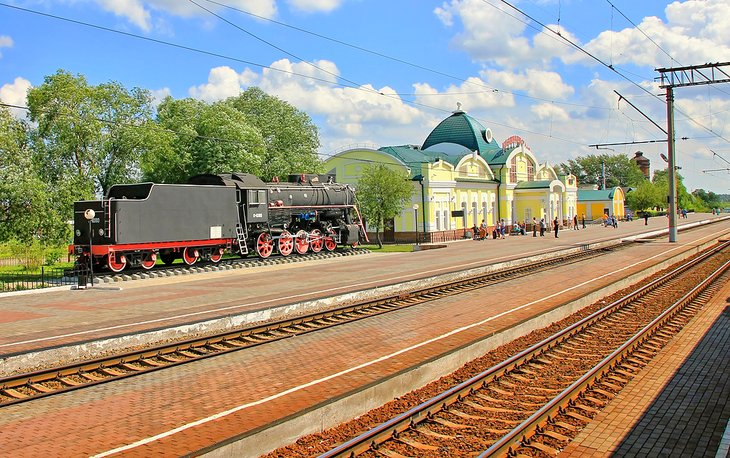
top-left (0, 244), bottom-right (616, 407)
top-left (317, 241), bottom-right (730, 458)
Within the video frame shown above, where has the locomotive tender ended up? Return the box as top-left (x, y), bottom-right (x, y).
top-left (72, 172), bottom-right (367, 272)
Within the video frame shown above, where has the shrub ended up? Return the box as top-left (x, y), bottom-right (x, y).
top-left (7, 239), bottom-right (45, 270)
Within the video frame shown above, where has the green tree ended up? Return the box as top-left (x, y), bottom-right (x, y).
top-left (559, 153), bottom-right (646, 188)
top-left (0, 108), bottom-right (69, 244)
top-left (26, 69), bottom-right (160, 196)
top-left (625, 179), bottom-right (662, 214)
top-left (143, 97), bottom-right (265, 183)
top-left (652, 169), bottom-right (694, 210)
top-left (225, 87), bottom-right (322, 181)
top-left (356, 164), bottom-right (413, 248)
top-left (692, 189), bottom-right (719, 210)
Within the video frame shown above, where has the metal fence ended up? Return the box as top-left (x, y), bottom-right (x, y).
top-left (0, 266), bottom-right (82, 292)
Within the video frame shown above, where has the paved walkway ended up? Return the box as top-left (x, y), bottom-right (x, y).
top-left (0, 214), bottom-right (728, 457)
top-left (562, 275), bottom-right (730, 457)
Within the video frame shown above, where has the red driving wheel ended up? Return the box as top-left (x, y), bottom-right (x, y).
top-left (256, 232), bottom-right (274, 258)
top-left (278, 230), bottom-right (294, 256)
top-left (324, 230), bottom-right (337, 251)
top-left (295, 230), bottom-right (309, 254)
top-left (310, 229), bottom-right (323, 253)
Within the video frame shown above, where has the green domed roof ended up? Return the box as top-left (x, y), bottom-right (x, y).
top-left (422, 111), bottom-right (501, 156)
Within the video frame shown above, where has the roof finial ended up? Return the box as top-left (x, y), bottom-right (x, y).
top-left (455, 101), bottom-right (462, 113)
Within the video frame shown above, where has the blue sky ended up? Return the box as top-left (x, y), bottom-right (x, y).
top-left (1, 0), bottom-right (729, 193)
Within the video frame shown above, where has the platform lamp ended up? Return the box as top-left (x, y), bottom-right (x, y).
top-left (84, 208), bottom-right (95, 288)
top-left (413, 204), bottom-right (419, 245)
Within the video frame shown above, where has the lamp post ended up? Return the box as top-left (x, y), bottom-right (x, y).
top-left (413, 204), bottom-right (419, 245)
top-left (84, 208), bottom-right (95, 287)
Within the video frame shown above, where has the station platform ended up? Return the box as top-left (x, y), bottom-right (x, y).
top-left (561, 272), bottom-right (730, 458)
top-left (0, 214), bottom-right (728, 457)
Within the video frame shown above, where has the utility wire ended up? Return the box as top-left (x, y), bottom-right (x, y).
top-left (188, 0), bottom-right (366, 92)
top-left (201, 0), bottom-right (612, 110)
top-left (1, 2), bottom-right (596, 148)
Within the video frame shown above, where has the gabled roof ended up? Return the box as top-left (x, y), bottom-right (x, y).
top-left (377, 145), bottom-right (462, 178)
top-left (421, 111), bottom-right (501, 158)
top-left (578, 189), bottom-right (619, 201)
top-left (515, 180), bottom-right (551, 190)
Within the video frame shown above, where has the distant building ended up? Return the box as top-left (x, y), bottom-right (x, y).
top-left (577, 187), bottom-right (626, 220)
top-left (324, 109), bottom-right (578, 243)
top-left (631, 151), bottom-right (651, 180)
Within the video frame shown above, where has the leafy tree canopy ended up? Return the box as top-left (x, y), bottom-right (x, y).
top-left (26, 69), bottom-right (159, 196)
top-left (225, 87), bottom-right (322, 181)
top-left (0, 107), bottom-right (69, 243)
top-left (558, 153), bottom-right (646, 188)
top-left (625, 179), bottom-right (662, 213)
top-left (356, 164), bottom-right (413, 247)
top-left (143, 97), bottom-right (266, 183)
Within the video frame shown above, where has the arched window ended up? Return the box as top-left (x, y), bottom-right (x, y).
top-left (509, 156), bottom-right (517, 182)
top-left (527, 160), bottom-right (534, 181)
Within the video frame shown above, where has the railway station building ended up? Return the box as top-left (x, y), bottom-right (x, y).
top-left (324, 109), bottom-right (579, 243)
top-left (576, 187), bottom-right (627, 221)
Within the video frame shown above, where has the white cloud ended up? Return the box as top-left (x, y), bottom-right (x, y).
top-left (413, 78), bottom-right (513, 112)
top-left (565, 0), bottom-right (730, 68)
top-left (0, 35), bottom-right (13, 58)
top-left (481, 69), bottom-right (574, 100)
top-left (188, 59), bottom-right (428, 147)
top-left (0, 77), bottom-right (32, 118)
top-left (149, 87), bottom-right (172, 107)
top-left (434, 0), bottom-right (534, 68)
top-left (86, 0), bottom-right (278, 32)
top-left (188, 66), bottom-right (259, 101)
top-left (286, 0), bottom-right (343, 13)
top-left (97, 0), bottom-right (151, 31)
top-left (531, 102), bottom-right (569, 122)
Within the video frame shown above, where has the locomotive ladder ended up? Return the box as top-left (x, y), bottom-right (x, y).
top-left (103, 198), bottom-right (112, 237)
top-left (236, 225), bottom-right (249, 255)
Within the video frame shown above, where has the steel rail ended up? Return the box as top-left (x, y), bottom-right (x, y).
top-left (0, 244), bottom-right (613, 407)
top-left (480, 256), bottom-right (730, 457)
top-left (318, 240), bottom-right (730, 458)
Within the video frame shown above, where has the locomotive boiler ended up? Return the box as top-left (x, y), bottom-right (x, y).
top-left (72, 173), bottom-right (367, 272)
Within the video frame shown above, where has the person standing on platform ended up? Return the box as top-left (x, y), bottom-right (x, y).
top-left (581, 213), bottom-right (586, 229)
top-left (540, 218), bottom-right (546, 237)
top-left (553, 216), bottom-right (559, 238)
top-left (573, 214), bottom-right (579, 230)
top-left (532, 217), bottom-right (537, 237)
top-left (644, 212), bottom-right (649, 225)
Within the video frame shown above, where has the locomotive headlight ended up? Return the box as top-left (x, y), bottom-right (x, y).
top-left (84, 209), bottom-right (95, 220)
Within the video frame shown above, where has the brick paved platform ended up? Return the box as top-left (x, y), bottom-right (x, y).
top-left (561, 272), bottom-right (730, 458)
top-left (0, 214), bottom-right (728, 457)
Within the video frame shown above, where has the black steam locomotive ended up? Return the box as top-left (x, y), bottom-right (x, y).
top-left (72, 173), bottom-right (367, 272)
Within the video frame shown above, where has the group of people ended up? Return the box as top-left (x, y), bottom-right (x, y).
top-left (474, 213), bottom-right (597, 240)
top-left (473, 219), bottom-right (507, 240)
top-left (602, 213), bottom-right (619, 228)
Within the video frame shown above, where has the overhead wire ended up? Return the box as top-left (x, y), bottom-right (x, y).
top-left (0, 1), bottom-right (592, 149)
top-left (4, 0), bottom-right (725, 158)
top-left (200, 0), bottom-right (612, 110)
